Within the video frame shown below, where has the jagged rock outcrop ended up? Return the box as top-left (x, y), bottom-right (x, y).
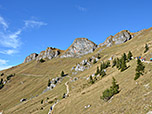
top-left (60, 38), bottom-right (97, 58)
top-left (24, 47), bottom-right (63, 63)
top-left (36, 47), bottom-right (62, 61)
top-left (98, 29), bottom-right (145, 48)
top-left (24, 53), bottom-right (38, 63)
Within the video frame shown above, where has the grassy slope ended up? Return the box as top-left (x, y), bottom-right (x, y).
top-left (0, 28), bottom-right (152, 114)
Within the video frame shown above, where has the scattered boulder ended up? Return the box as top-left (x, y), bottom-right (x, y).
top-left (20, 98), bottom-right (26, 102)
top-left (84, 104), bottom-right (91, 109)
top-left (147, 111), bottom-right (152, 114)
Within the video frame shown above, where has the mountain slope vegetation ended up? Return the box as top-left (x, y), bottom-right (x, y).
top-left (0, 28), bottom-right (152, 114)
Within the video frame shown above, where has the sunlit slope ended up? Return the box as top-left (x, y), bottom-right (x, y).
top-left (0, 28), bottom-right (152, 114)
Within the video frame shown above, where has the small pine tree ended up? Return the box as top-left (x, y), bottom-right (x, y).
top-left (144, 44), bottom-right (149, 53)
top-left (123, 53), bottom-right (127, 61)
top-left (41, 99), bottom-right (43, 104)
top-left (100, 63), bottom-right (103, 72)
top-left (110, 77), bottom-right (119, 94)
top-left (106, 61), bottom-right (110, 68)
top-left (127, 51), bottom-right (133, 61)
top-left (121, 58), bottom-right (127, 72)
top-left (89, 75), bottom-right (94, 84)
top-left (93, 59), bottom-right (97, 64)
top-left (95, 66), bottom-right (100, 76)
top-left (101, 77), bottom-right (119, 101)
top-left (100, 70), bottom-right (106, 77)
top-left (134, 72), bottom-right (140, 80)
top-left (102, 62), bottom-right (106, 69)
top-left (112, 59), bottom-right (117, 68)
top-left (136, 59), bottom-right (145, 74)
top-left (134, 58), bottom-right (145, 80)
top-left (0, 79), bottom-right (4, 89)
top-left (48, 79), bottom-right (51, 87)
top-left (94, 76), bottom-right (97, 81)
top-left (61, 71), bottom-right (65, 77)
top-left (116, 58), bottom-right (121, 69)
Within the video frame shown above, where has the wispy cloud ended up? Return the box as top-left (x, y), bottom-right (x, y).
top-left (24, 20), bottom-right (47, 28)
top-left (0, 49), bottom-right (17, 55)
top-left (0, 17), bottom-right (47, 56)
top-left (76, 5), bottom-right (87, 12)
top-left (0, 16), bottom-right (8, 30)
top-left (0, 59), bottom-right (8, 65)
top-left (0, 30), bottom-right (21, 49)
top-left (0, 59), bottom-right (13, 71)
top-left (0, 65), bottom-right (12, 71)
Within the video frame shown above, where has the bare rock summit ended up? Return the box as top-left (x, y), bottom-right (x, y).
top-left (60, 38), bottom-right (97, 58)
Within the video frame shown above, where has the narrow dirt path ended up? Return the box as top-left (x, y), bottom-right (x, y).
top-left (65, 81), bottom-right (69, 96)
top-left (48, 80), bottom-right (70, 114)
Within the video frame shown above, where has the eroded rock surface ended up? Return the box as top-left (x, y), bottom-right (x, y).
top-left (98, 29), bottom-right (145, 48)
top-left (60, 38), bottom-right (97, 58)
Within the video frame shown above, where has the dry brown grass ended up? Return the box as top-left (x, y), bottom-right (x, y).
top-left (1, 28), bottom-right (152, 114)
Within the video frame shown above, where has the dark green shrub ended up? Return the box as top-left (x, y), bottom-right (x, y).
top-left (144, 44), bottom-right (149, 53)
top-left (101, 77), bottom-right (119, 101)
top-left (39, 58), bottom-right (45, 63)
top-left (61, 71), bottom-right (65, 77)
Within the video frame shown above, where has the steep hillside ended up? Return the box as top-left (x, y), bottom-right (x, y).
top-left (0, 28), bottom-right (152, 114)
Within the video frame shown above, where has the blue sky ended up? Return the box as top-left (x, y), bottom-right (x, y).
top-left (0, 0), bottom-right (152, 70)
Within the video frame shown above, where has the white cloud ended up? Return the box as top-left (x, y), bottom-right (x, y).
top-left (0, 59), bottom-right (12, 71)
top-left (0, 16), bottom-right (47, 56)
top-left (0, 65), bottom-right (12, 71)
top-left (0, 16), bottom-right (8, 30)
top-left (0, 30), bottom-right (21, 49)
top-left (76, 6), bottom-right (87, 12)
top-left (24, 20), bottom-right (47, 28)
top-left (0, 49), bottom-right (17, 55)
top-left (0, 59), bottom-right (8, 65)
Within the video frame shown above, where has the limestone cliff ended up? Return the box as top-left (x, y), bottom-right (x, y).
top-left (98, 29), bottom-right (145, 48)
top-left (60, 38), bottom-right (97, 58)
top-left (24, 47), bottom-right (63, 63)
top-left (24, 53), bottom-right (38, 63)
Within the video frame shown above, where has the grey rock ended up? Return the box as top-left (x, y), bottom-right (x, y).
top-left (98, 29), bottom-right (145, 48)
top-left (24, 53), bottom-right (38, 63)
top-left (60, 38), bottom-right (97, 58)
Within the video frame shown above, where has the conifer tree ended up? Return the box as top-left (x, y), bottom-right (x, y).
top-left (89, 75), bottom-right (94, 84)
top-left (110, 77), bottom-right (119, 94)
top-left (101, 77), bottom-right (119, 101)
top-left (112, 58), bottom-right (117, 67)
top-left (127, 51), bottom-right (133, 61)
top-left (121, 58), bottom-right (127, 72)
top-left (100, 70), bottom-right (106, 77)
top-left (93, 59), bottom-right (97, 64)
top-left (144, 44), bottom-right (149, 53)
top-left (123, 53), bottom-right (127, 61)
top-left (106, 61), bottom-right (110, 68)
top-left (61, 71), bottom-right (65, 77)
top-left (134, 58), bottom-right (145, 80)
top-left (102, 62), bottom-right (106, 69)
top-left (95, 66), bottom-right (100, 76)
top-left (48, 79), bottom-right (51, 87)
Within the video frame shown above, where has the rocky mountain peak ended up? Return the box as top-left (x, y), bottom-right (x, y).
top-left (98, 29), bottom-right (145, 48)
top-left (60, 38), bottom-right (97, 58)
top-left (24, 47), bottom-right (63, 63)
